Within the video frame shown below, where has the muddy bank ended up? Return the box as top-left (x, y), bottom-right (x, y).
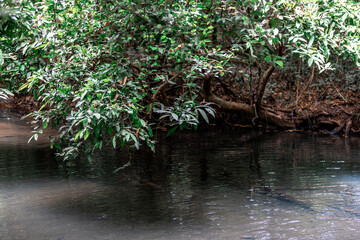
top-left (1, 88), bottom-right (360, 141)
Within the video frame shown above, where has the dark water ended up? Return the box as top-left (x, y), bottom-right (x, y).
top-left (1, 115), bottom-right (360, 239)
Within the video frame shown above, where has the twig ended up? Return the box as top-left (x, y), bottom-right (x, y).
top-left (295, 64), bottom-right (315, 105)
top-left (149, 73), bottom-right (181, 114)
top-left (329, 79), bottom-right (347, 102)
top-left (152, 73), bottom-right (181, 100)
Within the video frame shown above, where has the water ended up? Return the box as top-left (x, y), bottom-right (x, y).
top-left (1, 114), bottom-right (360, 239)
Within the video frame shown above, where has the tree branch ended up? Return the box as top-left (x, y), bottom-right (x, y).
top-left (149, 73), bottom-right (181, 114)
top-left (255, 64), bottom-right (275, 105)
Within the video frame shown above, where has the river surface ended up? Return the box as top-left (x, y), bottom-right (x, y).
top-left (1, 112), bottom-right (360, 239)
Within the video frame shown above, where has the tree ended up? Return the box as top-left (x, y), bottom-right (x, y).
top-left (1, 0), bottom-right (360, 160)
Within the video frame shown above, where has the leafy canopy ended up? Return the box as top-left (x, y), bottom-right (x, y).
top-left (1, 0), bottom-right (360, 160)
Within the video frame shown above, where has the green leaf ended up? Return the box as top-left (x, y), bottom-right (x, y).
top-left (273, 28), bottom-right (279, 35)
top-left (275, 61), bottom-right (284, 68)
top-left (205, 107), bottom-right (216, 118)
top-left (166, 126), bottom-right (178, 137)
top-left (87, 154), bottom-right (93, 163)
top-left (112, 136), bottom-right (117, 148)
top-left (272, 37), bottom-right (279, 44)
top-left (198, 108), bottom-right (209, 123)
top-left (308, 35), bottom-right (315, 48)
top-left (264, 56), bottom-right (271, 61)
top-left (18, 83), bottom-right (29, 91)
top-left (171, 113), bottom-right (178, 121)
top-left (134, 140), bottom-right (139, 149)
top-left (140, 119), bottom-right (146, 127)
top-left (35, 43), bottom-right (49, 50)
top-left (84, 130), bottom-right (89, 140)
top-left (42, 120), bottom-right (48, 129)
top-left (148, 126), bottom-right (153, 138)
top-left (75, 131), bottom-right (82, 140)
top-left (94, 113), bottom-right (101, 119)
top-left (0, 50), bottom-right (3, 66)
top-left (33, 89), bottom-right (39, 101)
top-left (160, 35), bottom-right (167, 42)
top-left (308, 57), bottom-right (314, 67)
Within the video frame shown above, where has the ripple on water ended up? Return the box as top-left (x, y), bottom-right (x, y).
top-left (1, 121), bottom-right (360, 239)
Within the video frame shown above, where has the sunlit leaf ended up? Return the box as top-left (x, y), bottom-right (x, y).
top-left (0, 50), bottom-right (4, 66)
top-left (276, 61), bottom-right (284, 68)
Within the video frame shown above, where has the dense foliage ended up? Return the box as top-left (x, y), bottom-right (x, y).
top-left (1, 0), bottom-right (360, 160)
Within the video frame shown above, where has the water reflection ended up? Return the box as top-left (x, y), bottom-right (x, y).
top-left (1, 117), bottom-right (360, 239)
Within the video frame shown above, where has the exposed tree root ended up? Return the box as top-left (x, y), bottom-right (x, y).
top-left (203, 75), bottom-right (356, 136)
top-left (345, 119), bottom-right (352, 137)
top-left (203, 75), bottom-right (296, 128)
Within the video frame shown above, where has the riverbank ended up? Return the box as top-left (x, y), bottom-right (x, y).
top-left (2, 87), bottom-right (360, 139)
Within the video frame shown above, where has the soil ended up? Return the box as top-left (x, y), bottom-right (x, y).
top-left (202, 71), bottom-right (360, 137)
top-left (2, 75), bottom-right (360, 139)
